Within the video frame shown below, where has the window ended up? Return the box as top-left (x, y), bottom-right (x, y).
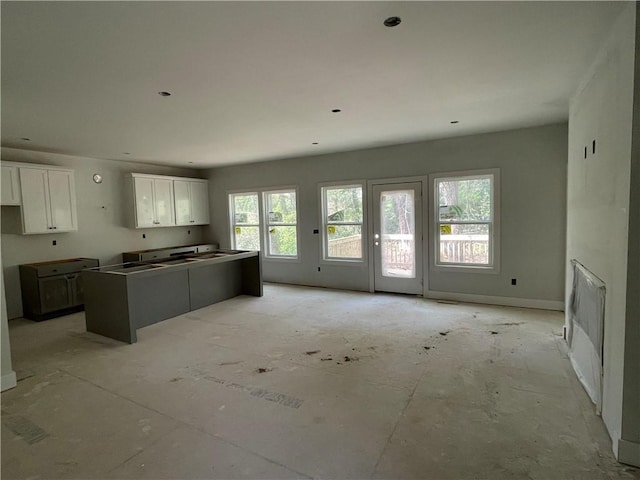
top-left (229, 188), bottom-right (299, 259)
top-left (230, 192), bottom-right (260, 250)
top-left (264, 190), bottom-right (298, 257)
top-left (434, 170), bottom-right (499, 270)
top-left (322, 184), bottom-right (364, 261)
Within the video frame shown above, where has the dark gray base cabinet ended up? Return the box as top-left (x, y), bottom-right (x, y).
top-left (83, 251), bottom-right (261, 343)
top-left (19, 258), bottom-right (100, 321)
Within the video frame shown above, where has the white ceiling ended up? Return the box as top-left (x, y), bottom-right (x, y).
top-left (1, 1), bottom-right (624, 168)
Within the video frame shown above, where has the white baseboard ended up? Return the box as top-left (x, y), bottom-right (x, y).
top-left (618, 439), bottom-right (640, 467)
top-left (425, 290), bottom-right (564, 311)
top-left (1, 371), bottom-right (17, 392)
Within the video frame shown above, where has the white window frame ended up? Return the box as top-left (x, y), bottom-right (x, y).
top-left (263, 188), bottom-right (300, 260)
top-left (320, 181), bottom-right (366, 264)
top-left (228, 187), bottom-right (300, 261)
top-left (430, 169), bottom-right (500, 274)
top-left (229, 191), bottom-right (261, 251)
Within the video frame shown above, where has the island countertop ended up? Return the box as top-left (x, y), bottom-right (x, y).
top-left (83, 249), bottom-right (262, 343)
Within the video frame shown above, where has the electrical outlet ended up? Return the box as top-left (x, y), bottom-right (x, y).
top-left (142, 233), bottom-right (146, 239)
top-left (511, 278), bottom-right (517, 286)
top-left (52, 240), bottom-right (57, 246)
top-left (188, 230), bottom-right (191, 235)
top-left (318, 267), bottom-right (321, 272)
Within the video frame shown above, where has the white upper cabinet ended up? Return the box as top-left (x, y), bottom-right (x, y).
top-left (129, 174), bottom-right (176, 228)
top-left (19, 166), bottom-right (77, 234)
top-left (133, 176), bottom-right (155, 227)
top-left (174, 179), bottom-right (210, 226)
top-left (153, 178), bottom-right (175, 226)
top-left (47, 170), bottom-right (76, 231)
top-left (128, 173), bottom-right (209, 229)
top-left (174, 180), bottom-right (191, 225)
top-left (189, 180), bottom-right (210, 225)
top-left (1, 165), bottom-right (21, 205)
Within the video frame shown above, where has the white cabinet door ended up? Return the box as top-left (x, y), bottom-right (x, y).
top-left (134, 176), bottom-right (155, 227)
top-left (153, 178), bottom-right (175, 226)
top-left (47, 170), bottom-right (77, 232)
top-left (173, 180), bottom-right (192, 226)
top-left (190, 181), bottom-right (210, 225)
top-left (19, 168), bottom-right (51, 234)
top-left (1, 165), bottom-right (21, 205)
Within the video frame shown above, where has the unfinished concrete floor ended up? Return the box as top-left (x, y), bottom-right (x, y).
top-left (2, 284), bottom-right (638, 479)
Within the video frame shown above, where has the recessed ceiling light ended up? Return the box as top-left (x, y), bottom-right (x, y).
top-left (331, 109), bottom-right (341, 113)
top-left (384, 16), bottom-right (402, 27)
top-left (158, 91), bottom-right (172, 97)
top-left (312, 142), bottom-right (319, 145)
top-left (450, 120), bottom-right (459, 124)
top-left (21, 137), bottom-right (31, 141)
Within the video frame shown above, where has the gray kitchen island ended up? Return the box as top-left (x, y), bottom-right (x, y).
top-left (83, 250), bottom-right (262, 343)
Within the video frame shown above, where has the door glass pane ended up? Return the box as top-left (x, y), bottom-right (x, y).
top-left (380, 190), bottom-right (415, 278)
top-left (268, 226), bottom-right (297, 256)
top-left (439, 223), bottom-right (489, 264)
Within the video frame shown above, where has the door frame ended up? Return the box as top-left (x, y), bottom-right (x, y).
top-left (367, 176), bottom-right (429, 296)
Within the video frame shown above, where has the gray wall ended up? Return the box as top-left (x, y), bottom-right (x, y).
top-left (206, 123), bottom-right (567, 305)
top-left (621, 3), bottom-right (640, 462)
top-left (1, 148), bottom-right (206, 319)
top-left (1, 254), bottom-right (16, 391)
top-left (566, 2), bottom-right (636, 460)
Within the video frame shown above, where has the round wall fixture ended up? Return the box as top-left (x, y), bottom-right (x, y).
top-left (384, 16), bottom-right (402, 27)
top-left (92, 173), bottom-right (103, 184)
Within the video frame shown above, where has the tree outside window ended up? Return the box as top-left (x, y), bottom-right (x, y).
top-left (435, 172), bottom-right (497, 268)
top-left (322, 185), bottom-right (364, 260)
top-left (230, 193), bottom-right (260, 250)
top-left (264, 190), bottom-right (297, 257)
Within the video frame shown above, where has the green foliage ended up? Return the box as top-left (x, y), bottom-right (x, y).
top-left (381, 190), bottom-right (414, 235)
top-left (233, 194), bottom-right (259, 224)
top-left (439, 177), bottom-right (491, 222)
top-left (266, 192), bottom-right (297, 255)
top-left (325, 186), bottom-right (363, 240)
